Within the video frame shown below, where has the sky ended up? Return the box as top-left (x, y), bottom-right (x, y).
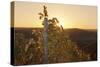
top-left (13, 1), bottom-right (97, 29)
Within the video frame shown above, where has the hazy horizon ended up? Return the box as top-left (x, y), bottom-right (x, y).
top-left (13, 27), bottom-right (97, 30)
top-left (13, 1), bottom-right (97, 29)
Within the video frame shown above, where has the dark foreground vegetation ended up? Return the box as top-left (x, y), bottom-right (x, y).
top-left (13, 27), bottom-right (97, 65)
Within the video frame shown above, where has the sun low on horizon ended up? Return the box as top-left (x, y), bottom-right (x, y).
top-left (13, 1), bottom-right (97, 29)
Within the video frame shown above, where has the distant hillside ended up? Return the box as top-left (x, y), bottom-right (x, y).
top-left (64, 28), bottom-right (97, 42)
top-left (64, 28), bottom-right (97, 60)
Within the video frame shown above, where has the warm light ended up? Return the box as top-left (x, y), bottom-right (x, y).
top-left (14, 2), bottom-right (97, 29)
top-left (57, 17), bottom-right (65, 27)
top-left (57, 17), bottom-right (74, 29)
top-left (57, 17), bottom-right (69, 29)
top-left (56, 23), bottom-right (61, 27)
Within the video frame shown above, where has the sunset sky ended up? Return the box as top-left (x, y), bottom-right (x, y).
top-left (14, 1), bottom-right (97, 29)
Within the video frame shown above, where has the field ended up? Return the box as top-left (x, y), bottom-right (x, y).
top-left (13, 27), bottom-right (97, 65)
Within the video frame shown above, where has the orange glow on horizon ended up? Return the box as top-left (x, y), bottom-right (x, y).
top-left (14, 1), bottom-right (97, 29)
